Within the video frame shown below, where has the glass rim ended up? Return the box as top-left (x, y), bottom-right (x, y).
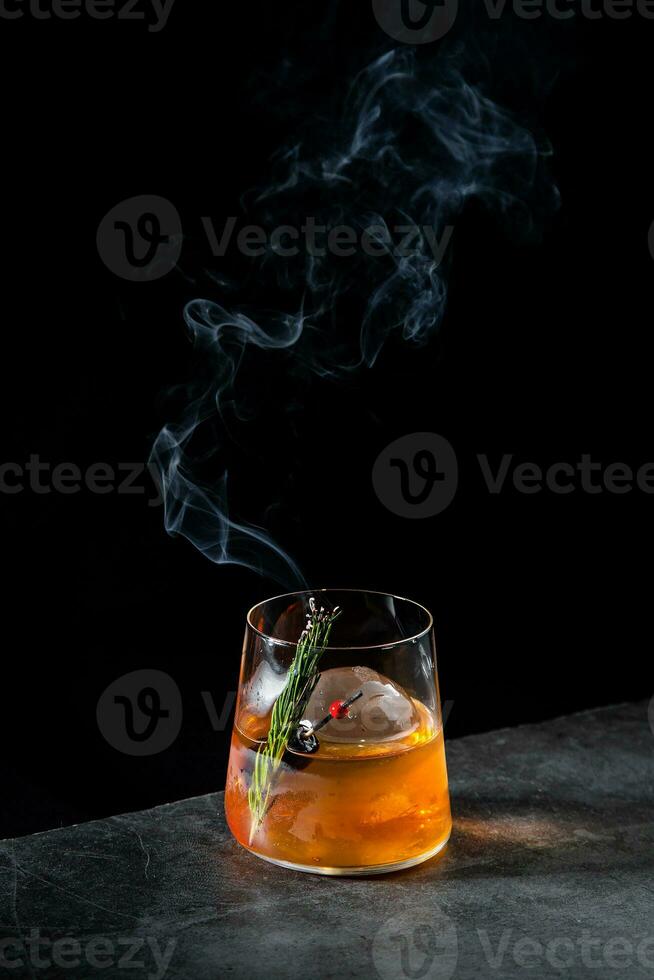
top-left (246, 588), bottom-right (434, 651)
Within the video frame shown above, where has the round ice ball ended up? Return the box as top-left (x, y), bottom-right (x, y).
top-left (304, 666), bottom-right (420, 743)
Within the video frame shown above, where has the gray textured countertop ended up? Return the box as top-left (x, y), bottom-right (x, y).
top-left (1, 701), bottom-right (652, 979)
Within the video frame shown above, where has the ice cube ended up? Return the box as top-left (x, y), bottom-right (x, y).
top-left (304, 666), bottom-right (419, 743)
top-left (243, 660), bottom-right (287, 717)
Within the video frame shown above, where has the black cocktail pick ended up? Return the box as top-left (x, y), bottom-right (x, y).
top-left (290, 688), bottom-right (364, 754)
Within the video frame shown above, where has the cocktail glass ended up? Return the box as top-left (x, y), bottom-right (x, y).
top-left (225, 589), bottom-right (452, 875)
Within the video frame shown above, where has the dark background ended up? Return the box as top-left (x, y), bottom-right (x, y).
top-left (1, 1), bottom-right (652, 838)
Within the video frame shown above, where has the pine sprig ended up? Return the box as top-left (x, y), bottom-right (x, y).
top-left (248, 598), bottom-right (342, 843)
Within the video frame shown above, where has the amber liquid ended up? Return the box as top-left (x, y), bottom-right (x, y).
top-left (225, 699), bottom-right (452, 873)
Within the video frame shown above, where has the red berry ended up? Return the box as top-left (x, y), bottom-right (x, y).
top-left (329, 700), bottom-right (348, 720)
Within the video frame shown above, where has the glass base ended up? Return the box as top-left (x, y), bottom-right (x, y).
top-left (238, 832), bottom-right (451, 876)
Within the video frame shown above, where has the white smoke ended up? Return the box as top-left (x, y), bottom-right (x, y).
top-left (150, 46), bottom-right (558, 585)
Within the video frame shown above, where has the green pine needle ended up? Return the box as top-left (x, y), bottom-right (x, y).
top-left (248, 598), bottom-right (342, 843)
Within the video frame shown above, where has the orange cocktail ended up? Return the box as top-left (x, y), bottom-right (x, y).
top-left (224, 590), bottom-right (453, 875)
top-left (226, 697), bottom-right (451, 872)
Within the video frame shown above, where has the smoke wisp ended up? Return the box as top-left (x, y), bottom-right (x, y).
top-left (150, 44), bottom-right (558, 586)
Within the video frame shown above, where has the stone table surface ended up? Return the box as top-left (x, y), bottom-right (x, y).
top-left (1, 701), bottom-right (652, 980)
